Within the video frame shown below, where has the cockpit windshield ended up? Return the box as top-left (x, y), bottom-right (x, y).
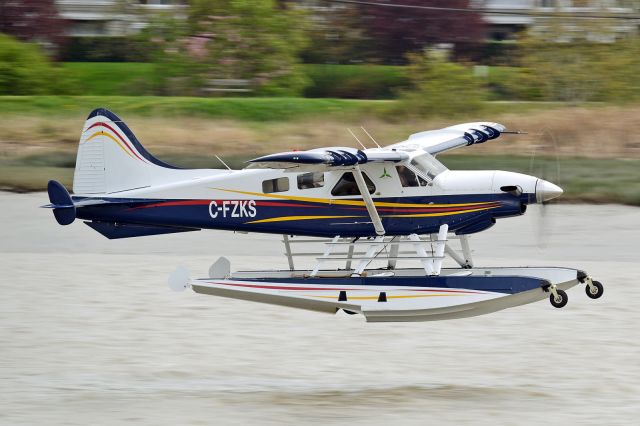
top-left (410, 153), bottom-right (448, 180)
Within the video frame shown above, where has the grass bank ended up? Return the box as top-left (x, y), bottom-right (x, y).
top-left (1, 98), bottom-right (638, 159)
top-left (0, 95), bottom-right (558, 122)
top-left (0, 96), bottom-right (388, 122)
top-left (1, 97), bottom-right (639, 204)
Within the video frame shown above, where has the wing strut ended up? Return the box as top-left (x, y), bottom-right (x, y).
top-left (353, 165), bottom-right (385, 236)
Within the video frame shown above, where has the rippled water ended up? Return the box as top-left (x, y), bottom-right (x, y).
top-left (1, 192), bottom-right (639, 425)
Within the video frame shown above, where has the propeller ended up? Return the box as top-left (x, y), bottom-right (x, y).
top-left (528, 129), bottom-right (562, 249)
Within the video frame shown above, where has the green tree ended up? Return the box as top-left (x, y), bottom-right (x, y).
top-left (398, 49), bottom-right (487, 117)
top-left (139, 13), bottom-right (194, 95)
top-left (149, 0), bottom-right (309, 96)
top-left (0, 34), bottom-right (68, 95)
top-left (510, 32), bottom-right (640, 103)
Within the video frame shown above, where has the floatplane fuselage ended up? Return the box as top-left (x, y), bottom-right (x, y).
top-left (44, 109), bottom-right (603, 322)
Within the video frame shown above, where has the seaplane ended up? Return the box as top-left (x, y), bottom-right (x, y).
top-left (44, 108), bottom-right (604, 322)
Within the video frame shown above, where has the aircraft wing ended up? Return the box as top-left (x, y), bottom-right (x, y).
top-left (246, 147), bottom-right (409, 171)
top-left (386, 122), bottom-right (506, 156)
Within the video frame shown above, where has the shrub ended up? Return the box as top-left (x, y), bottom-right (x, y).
top-left (508, 34), bottom-right (640, 103)
top-left (302, 64), bottom-right (410, 99)
top-left (60, 62), bottom-right (157, 96)
top-left (0, 34), bottom-right (66, 95)
top-left (397, 50), bottom-right (487, 117)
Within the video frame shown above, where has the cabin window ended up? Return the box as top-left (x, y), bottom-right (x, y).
top-left (297, 172), bottom-right (325, 190)
top-left (262, 177), bottom-right (289, 193)
top-left (331, 172), bottom-right (375, 196)
top-left (410, 153), bottom-right (447, 180)
top-left (396, 165), bottom-right (428, 187)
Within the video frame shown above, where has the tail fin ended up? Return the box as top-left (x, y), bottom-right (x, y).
top-left (73, 108), bottom-right (180, 195)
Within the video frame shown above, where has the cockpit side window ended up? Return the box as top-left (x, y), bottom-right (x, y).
top-left (297, 172), bottom-right (325, 190)
top-left (262, 177), bottom-right (289, 193)
top-left (331, 172), bottom-right (376, 196)
top-left (396, 165), bottom-right (427, 187)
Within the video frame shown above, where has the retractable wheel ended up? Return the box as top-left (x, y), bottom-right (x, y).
top-left (586, 280), bottom-right (604, 299)
top-left (550, 289), bottom-right (568, 308)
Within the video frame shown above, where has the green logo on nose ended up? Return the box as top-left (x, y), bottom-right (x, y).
top-left (379, 167), bottom-right (391, 179)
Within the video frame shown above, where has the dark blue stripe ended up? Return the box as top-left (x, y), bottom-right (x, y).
top-left (88, 108), bottom-right (181, 169)
top-left (235, 275), bottom-right (549, 295)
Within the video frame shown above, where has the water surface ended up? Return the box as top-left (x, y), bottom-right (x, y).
top-left (1, 193), bottom-right (638, 425)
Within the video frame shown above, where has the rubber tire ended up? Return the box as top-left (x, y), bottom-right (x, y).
top-left (550, 289), bottom-right (568, 308)
top-left (585, 281), bottom-right (604, 299)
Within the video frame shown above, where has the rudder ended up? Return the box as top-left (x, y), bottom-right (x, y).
top-left (47, 180), bottom-right (76, 225)
top-left (73, 108), bottom-right (179, 195)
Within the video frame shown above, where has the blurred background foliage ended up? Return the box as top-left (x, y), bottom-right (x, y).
top-left (1, 0), bottom-right (640, 203)
top-left (0, 0), bottom-right (637, 109)
top-left (0, 34), bottom-right (65, 95)
top-left (398, 50), bottom-right (487, 116)
top-left (147, 0), bottom-right (310, 96)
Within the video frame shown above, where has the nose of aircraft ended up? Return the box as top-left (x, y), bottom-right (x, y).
top-left (536, 179), bottom-right (563, 203)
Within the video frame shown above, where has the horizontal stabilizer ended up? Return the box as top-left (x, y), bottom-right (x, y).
top-left (85, 221), bottom-right (200, 239)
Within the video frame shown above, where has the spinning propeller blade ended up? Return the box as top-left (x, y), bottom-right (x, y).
top-left (529, 129), bottom-right (563, 249)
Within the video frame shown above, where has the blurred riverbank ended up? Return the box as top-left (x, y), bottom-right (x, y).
top-left (1, 99), bottom-right (639, 204)
top-left (1, 192), bottom-right (639, 425)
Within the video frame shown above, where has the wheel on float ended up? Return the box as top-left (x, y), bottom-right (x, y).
top-left (550, 289), bottom-right (568, 308)
top-left (585, 281), bottom-right (604, 299)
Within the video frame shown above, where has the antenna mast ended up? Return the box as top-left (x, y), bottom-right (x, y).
top-left (347, 128), bottom-right (368, 150)
top-left (360, 126), bottom-right (382, 148)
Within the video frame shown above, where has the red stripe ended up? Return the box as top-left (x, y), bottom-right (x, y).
top-left (376, 205), bottom-right (500, 213)
top-left (206, 281), bottom-right (483, 294)
top-left (127, 199), bottom-right (500, 214)
top-left (145, 200), bottom-right (211, 208)
top-left (343, 203), bottom-right (500, 213)
top-left (128, 200), bottom-right (211, 210)
top-left (88, 122), bottom-right (147, 163)
top-left (209, 281), bottom-right (361, 291)
top-left (413, 288), bottom-right (484, 294)
top-left (255, 201), bottom-right (321, 208)
top-left (131, 199), bottom-right (325, 210)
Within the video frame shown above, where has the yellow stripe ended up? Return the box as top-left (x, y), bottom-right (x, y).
top-left (85, 131), bottom-right (135, 159)
top-left (246, 215), bottom-right (365, 224)
top-left (382, 206), bottom-right (495, 218)
top-left (212, 187), bottom-right (495, 209)
top-left (245, 206), bottom-right (495, 224)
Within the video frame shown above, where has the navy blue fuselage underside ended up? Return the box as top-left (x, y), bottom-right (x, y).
top-left (73, 193), bottom-right (530, 238)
